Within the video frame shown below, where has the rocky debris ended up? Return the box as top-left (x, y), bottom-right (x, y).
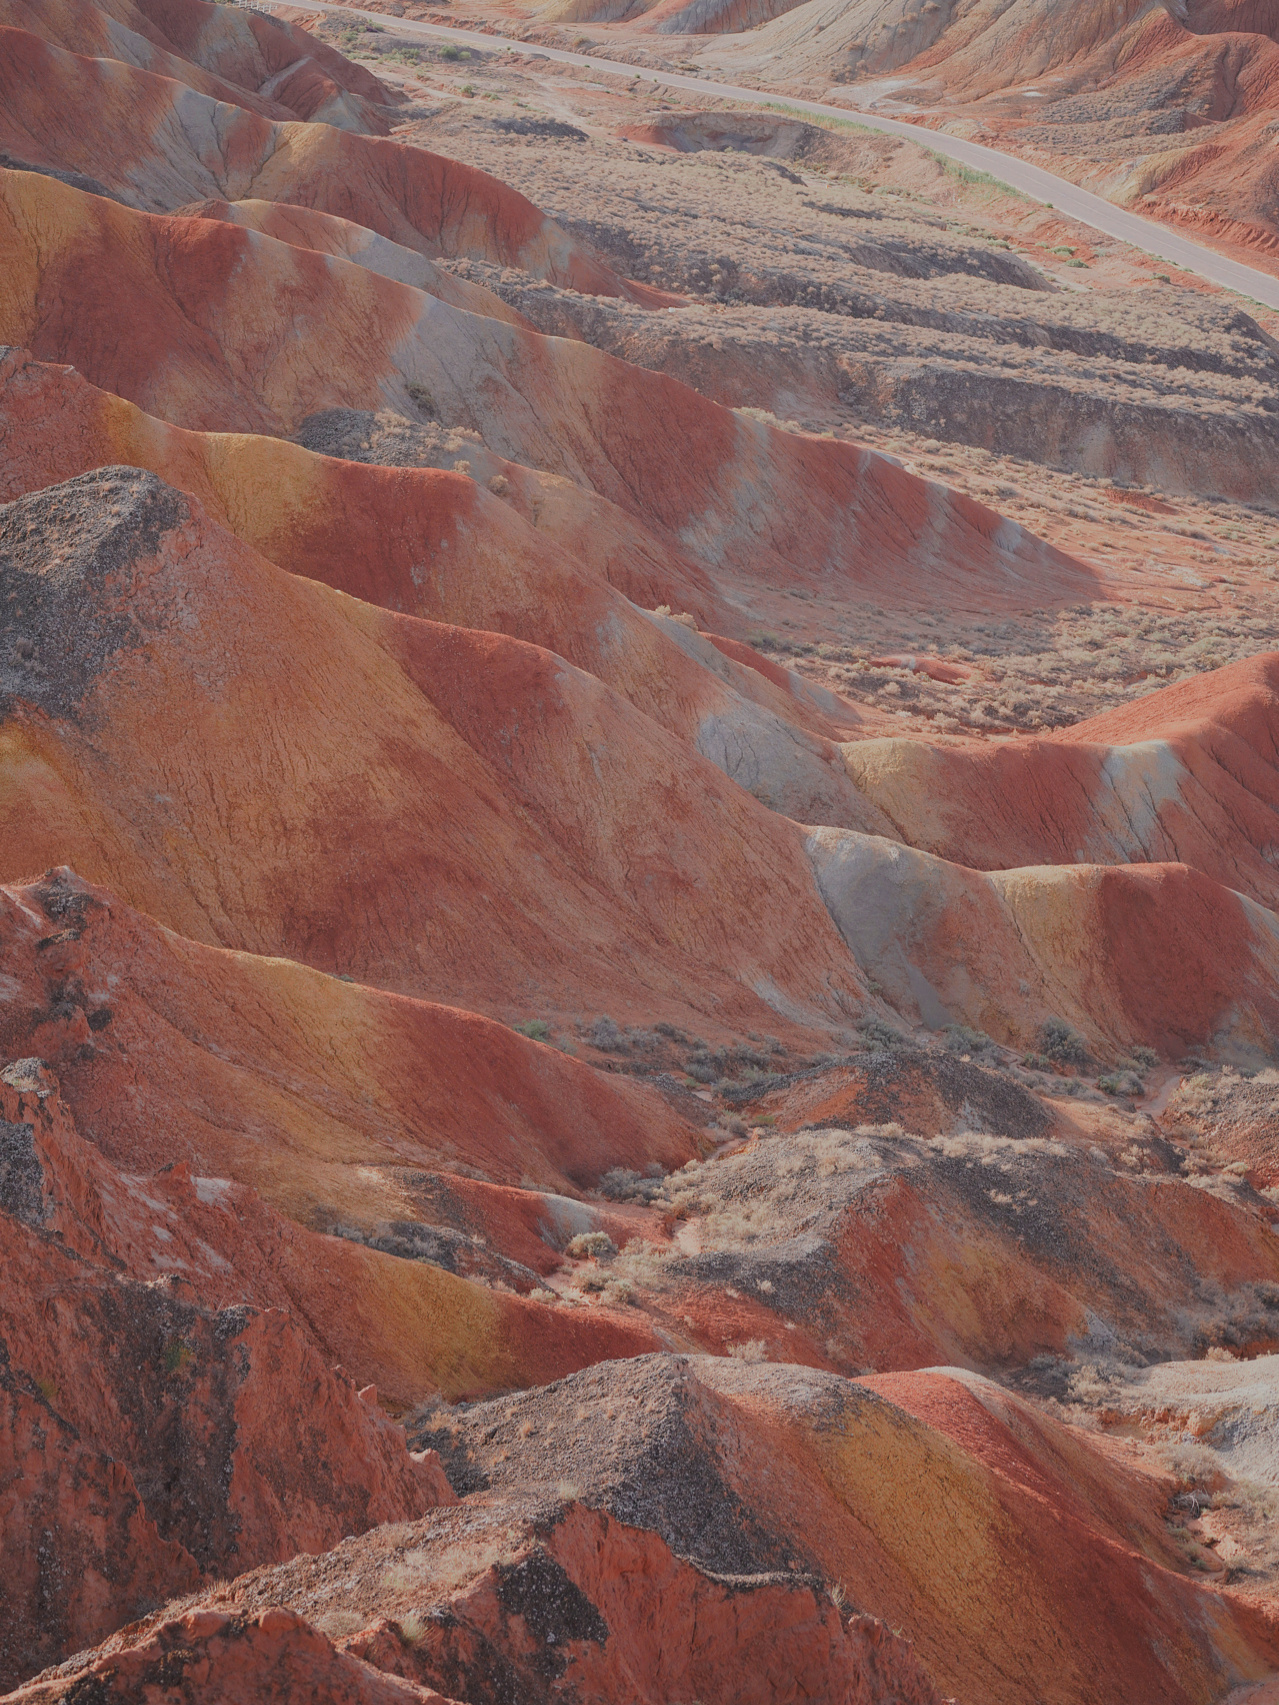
top-left (399, 1354), bottom-right (1274, 1703)
top-left (758, 1042), bottom-right (1052, 1137)
top-left (607, 1117), bottom-right (1279, 1369)
top-left (0, 467), bottom-right (181, 721)
top-left (4, 1608), bottom-right (451, 1703)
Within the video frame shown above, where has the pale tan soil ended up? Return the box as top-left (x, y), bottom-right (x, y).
top-left (1028, 1352), bottom-right (1279, 1608)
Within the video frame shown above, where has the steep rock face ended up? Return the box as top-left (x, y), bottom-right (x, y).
top-left (0, 1065), bottom-right (456, 1690)
top-left (0, 1571), bottom-right (940, 1705)
top-left (0, 1361), bottom-right (198, 1692)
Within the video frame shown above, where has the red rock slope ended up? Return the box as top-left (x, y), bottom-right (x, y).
top-left (0, 1061), bottom-right (455, 1689)
top-left (4, 463), bottom-right (1273, 1057)
top-left (0, 22), bottom-right (668, 296)
top-left (841, 653), bottom-right (1279, 908)
top-left (0, 467), bottom-right (868, 1036)
top-left (0, 0), bottom-right (401, 129)
top-left (0, 168), bottom-right (1095, 612)
top-left (0, 350), bottom-right (889, 830)
top-left (22, 1356), bottom-right (1274, 1705)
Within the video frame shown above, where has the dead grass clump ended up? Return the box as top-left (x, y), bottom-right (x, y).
top-left (928, 1131), bottom-right (1069, 1161)
top-left (566, 1231), bottom-right (616, 1259)
top-left (614, 1239), bottom-right (674, 1287)
top-left (726, 1339), bottom-right (768, 1362)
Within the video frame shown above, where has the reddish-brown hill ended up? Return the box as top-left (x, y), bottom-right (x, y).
top-left (0, 0), bottom-right (399, 129)
top-left (0, 169), bottom-right (1095, 614)
top-left (841, 653), bottom-right (1279, 907)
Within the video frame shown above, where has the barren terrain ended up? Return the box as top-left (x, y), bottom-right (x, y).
top-left (2, 0), bottom-right (1279, 1700)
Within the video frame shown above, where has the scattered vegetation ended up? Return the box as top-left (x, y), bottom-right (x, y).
top-left (598, 1165), bottom-right (669, 1204)
top-left (163, 1339), bottom-right (194, 1376)
top-left (859, 1017), bottom-right (907, 1050)
top-left (588, 1015), bottom-right (626, 1052)
top-left (1040, 1017), bottom-right (1088, 1064)
top-left (513, 1018), bottom-right (550, 1041)
top-left (566, 1231), bottom-right (616, 1259)
top-left (1098, 1070), bottom-right (1144, 1097)
top-left (943, 1024), bottom-right (995, 1055)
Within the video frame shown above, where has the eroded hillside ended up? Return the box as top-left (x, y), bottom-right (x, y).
top-left (2, 2), bottom-right (1279, 1702)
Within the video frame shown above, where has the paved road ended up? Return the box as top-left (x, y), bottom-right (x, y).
top-left (283, 0), bottom-right (1279, 312)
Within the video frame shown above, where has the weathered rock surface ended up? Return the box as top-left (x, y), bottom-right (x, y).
top-left (0, 1066), bottom-right (455, 1688)
top-left (54, 1354), bottom-right (1267, 1705)
top-left (3, 0), bottom-right (1279, 1695)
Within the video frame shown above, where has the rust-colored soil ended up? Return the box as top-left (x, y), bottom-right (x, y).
top-left (3, 0), bottom-right (1279, 1698)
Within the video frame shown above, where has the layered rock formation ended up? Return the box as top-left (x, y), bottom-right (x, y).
top-left (3, 0), bottom-right (1279, 1697)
